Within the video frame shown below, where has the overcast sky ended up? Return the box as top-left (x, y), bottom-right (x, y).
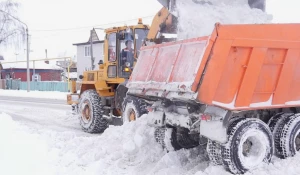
top-left (1, 0), bottom-right (300, 62)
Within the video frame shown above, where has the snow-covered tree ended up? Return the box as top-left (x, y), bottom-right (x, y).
top-left (0, 0), bottom-right (25, 47)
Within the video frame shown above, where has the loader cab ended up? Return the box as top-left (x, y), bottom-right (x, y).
top-left (118, 28), bottom-right (135, 78)
top-left (106, 26), bottom-right (149, 79)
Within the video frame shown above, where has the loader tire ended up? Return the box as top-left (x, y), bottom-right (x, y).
top-left (221, 118), bottom-right (273, 174)
top-left (78, 89), bottom-right (108, 133)
top-left (122, 95), bottom-right (148, 123)
top-left (273, 113), bottom-right (300, 159)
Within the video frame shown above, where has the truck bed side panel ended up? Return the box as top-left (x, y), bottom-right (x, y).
top-left (198, 23), bottom-right (300, 110)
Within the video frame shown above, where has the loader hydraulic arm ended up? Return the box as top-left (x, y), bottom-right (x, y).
top-left (146, 7), bottom-right (178, 44)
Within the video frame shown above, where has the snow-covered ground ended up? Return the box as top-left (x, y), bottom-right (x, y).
top-left (0, 89), bottom-right (68, 100)
top-left (1, 100), bottom-right (300, 175)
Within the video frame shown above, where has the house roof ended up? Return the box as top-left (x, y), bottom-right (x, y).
top-left (73, 28), bottom-right (105, 46)
top-left (73, 40), bottom-right (103, 46)
top-left (2, 62), bottom-right (61, 70)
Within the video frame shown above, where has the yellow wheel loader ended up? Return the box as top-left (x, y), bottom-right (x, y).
top-left (68, 19), bottom-right (152, 133)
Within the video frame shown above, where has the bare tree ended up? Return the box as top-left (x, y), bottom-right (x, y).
top-left (0, 0), bottom-right (25, 47)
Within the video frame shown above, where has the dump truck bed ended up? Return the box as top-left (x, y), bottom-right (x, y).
top-left (127, 23), bottom-right (300, 111)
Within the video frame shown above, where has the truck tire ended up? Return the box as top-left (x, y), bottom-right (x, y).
top-left (221, 118), bottom-right (274, 174)
top-left (207, 140), bottom-right (222, 165)
top-left (207, 117), bottom-right (245, 166)
top-left (78, 89), bottom-right (108, 133)
top-left (267, 112), bottom-right (285, 133)
top-left (273, 113), bottom-right (300, 158)
top-left (154, 127), bottom-right (182, 151)
top-left (122, 95), bottom-right (148, 123)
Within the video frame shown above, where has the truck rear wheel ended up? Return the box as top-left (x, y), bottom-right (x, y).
top-left (267, 112), bottom-right (285, 133)
top-left (122, 95), bottom-right (148, 123)
top-left (274, 113), bottom-right (300, 158)
top-left (221, 118), bottom-right (274, 174)
top-left (78, 89), bottom-right (108, 133)
top-left (154, 127), bottom-right (182, 151)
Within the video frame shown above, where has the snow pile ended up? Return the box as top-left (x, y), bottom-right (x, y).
top-left (0, 89), bottom-right (68, 100)
top-left (175, 0), bottom-right (273, 39)
top-left (0, 112), bottom-right (57, 175)
top-left (32, 114), bottom-right (208, 174)
top-left (2, 106), bottom-right (300, 174)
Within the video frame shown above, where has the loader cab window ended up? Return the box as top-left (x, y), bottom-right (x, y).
top-left (108, 33), bottom-right (117, 62)
top-left (135, 28), bottom-right (149, 57)
top-left (118, 29), bottom-right (134, 78)
top-left (107, 32), bottom-right (117, 78)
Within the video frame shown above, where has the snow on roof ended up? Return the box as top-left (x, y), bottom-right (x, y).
top-left (2, 61), bottom-right (61, 70)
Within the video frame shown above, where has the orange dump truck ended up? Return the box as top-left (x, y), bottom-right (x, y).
top-left (125, 23), bottom-right (300, 174)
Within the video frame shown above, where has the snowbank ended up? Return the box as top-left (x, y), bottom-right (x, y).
top-left (176, 0), bottom-right (273, 39)
top-left (2, 110), bottom-right (300, 175)
top-left (0, 112), bottom-right (57, 175)
top-left (0, 89), bottom-right (68, 100)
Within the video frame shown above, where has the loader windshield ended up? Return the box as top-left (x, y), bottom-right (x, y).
top-left (135, 28), bottom-right (149, 57)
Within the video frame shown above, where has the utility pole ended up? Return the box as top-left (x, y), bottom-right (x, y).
top-left (90, 29), bottom-right (94, 70)
top-left (26, 28), bottom-right (30, 92)
top-left (89, 27), bottom-right (104, 70)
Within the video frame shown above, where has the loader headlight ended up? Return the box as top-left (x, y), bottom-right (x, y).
top-left (124, 67), bottom-right (130, 72)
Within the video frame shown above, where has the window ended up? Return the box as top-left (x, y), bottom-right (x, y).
top-left (134, 29), bottom-right (149, 57)
top-left (84, 46), bottom-right (90, 57)
top-left (107, 65), bottom-right (117, 78)
top-left (108, 33), bottom-right (116, 62)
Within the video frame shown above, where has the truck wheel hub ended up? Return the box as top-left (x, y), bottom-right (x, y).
top-left (295, 133), bottom-right (300, 151)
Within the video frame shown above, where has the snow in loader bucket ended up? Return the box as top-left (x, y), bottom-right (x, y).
top-left (128, 23), bottom-right (300, 110)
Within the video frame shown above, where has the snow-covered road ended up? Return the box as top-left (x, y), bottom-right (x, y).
top-left (1, 95), bottom-right (300, 175)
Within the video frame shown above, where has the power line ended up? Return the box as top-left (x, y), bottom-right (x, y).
top-left (31, 15), bottom-right (155, 32)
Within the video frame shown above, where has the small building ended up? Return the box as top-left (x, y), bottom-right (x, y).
top-left (1, 62), bottom-right (63, 81)
top-left (73, 28), bottom-right (104, 79)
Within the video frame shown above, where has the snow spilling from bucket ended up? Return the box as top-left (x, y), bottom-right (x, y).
top-left (175, 0), bottom-right (273, 39)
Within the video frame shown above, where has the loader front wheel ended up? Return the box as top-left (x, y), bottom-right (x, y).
top-left (122, 95), bottom-right (148, 123)
top-left (78, 89), bottom-right (108, 133)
